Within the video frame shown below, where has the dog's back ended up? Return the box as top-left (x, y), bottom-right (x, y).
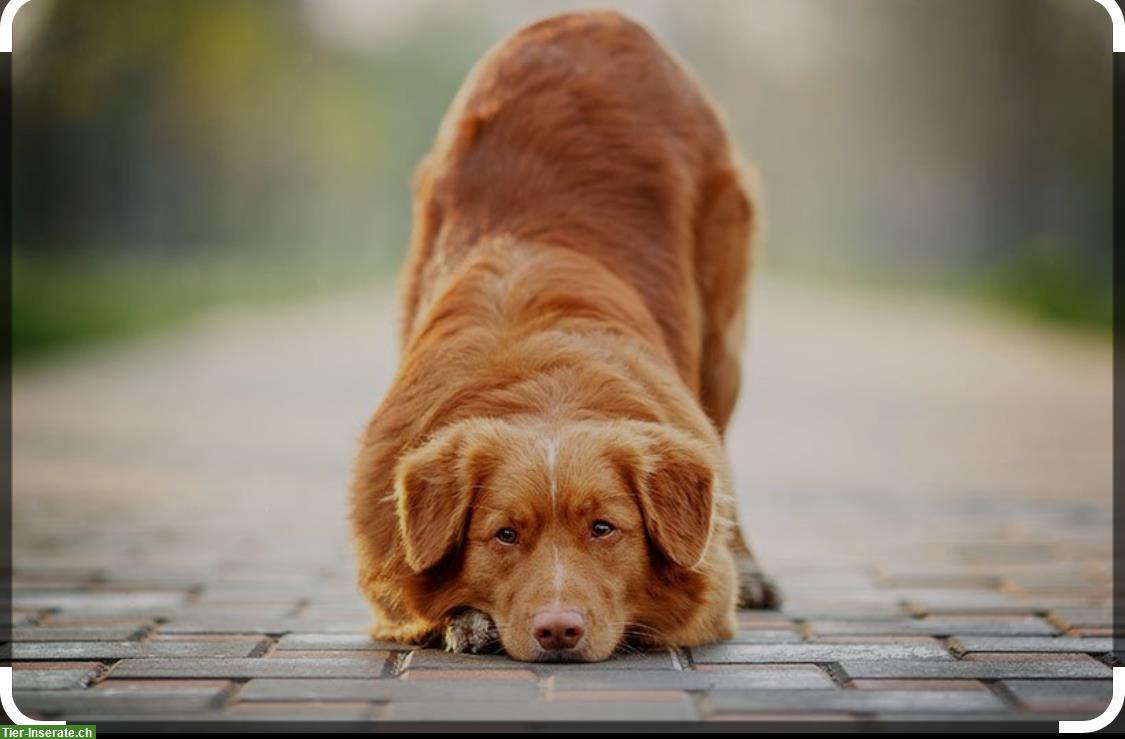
top-left (350, 12), bottom-right (769, 656)
top-left (401, 11), bottom-right (755, 421)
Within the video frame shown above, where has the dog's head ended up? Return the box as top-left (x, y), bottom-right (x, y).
top-left (393, 418), bottom-right (716, 662)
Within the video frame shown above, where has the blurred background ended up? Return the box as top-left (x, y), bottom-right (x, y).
top-left (12, 0), bottom-right (1112, 360)
top-left (9, 6), bottom-right (1113, 711)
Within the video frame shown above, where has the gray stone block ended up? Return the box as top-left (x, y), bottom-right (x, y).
top-left (690, 643), bottom-right (953, 664)
top-left (381, 698), bottom-right (698, 721)
top-left (241, 677), bottom-right (538, 702)
top-left (806, 617), bottom-right (1058, 637)
top-left (13, 591), bottom-right (190, 615)
top-left (835, 660), bottom-right (1112, 680)
top-left (999, 679), bottom-right (1113, 712)
top-left (548, 665), bottom-right (835, 691)
top-left (703, 688), bottom-right (1007, 715)
top-left (276, 633), bottom-right (408, 651)
top-left (949, 636), bottom-right (1113, 655)
top-left (11, 625), bottom-right (149, 642)
top-left (12, 638), bottom-right (268, 660)
top-left (404, 648), bottom-right (678, 671)
top-left (109, 657), bottom-right (389, 679)
top-left (13, 682), bottom-right (230, 717)
top-left (13, 664), bottom-right (103, 691)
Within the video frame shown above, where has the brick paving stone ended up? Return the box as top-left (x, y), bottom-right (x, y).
top-left (109, 656), bottom-right (390, 679)
top-left (192, 592), bottom-right (314, 606)
top-left (848, 679), bottom-right (988, 691)
top-left (962, 652), bottom-right (1101, 663)
top-left (956, 542), bottom-right (1054, 564)
top-left (551, 689), bottom-right (692, 703)
top-left (275, 633), bottom-right (408, 651)
top-left (689, 642), bottom-right (953, 664)
top-left (241, 677), bottom-right (539, 702)
top-left (297, 605), bottom-right (374, 620)
top-left (13, 567), bottom-right (102, 585)
top-left (381, 698), bottom-right (698, 721)
top-left (221, 701), bottom-right (381, 721)
top-left (12, 637), bottom-right (269, 660)
top-left (13, 591), bottom-right (191, 615)
top-left (876, 572), bottom-right (1001, 589)
top-left (869, 711), bottom-right (1037, 722)
top-left (4, 611), bottom-right (43, 627)
top-left (11, 625), bottom-right (149, 641)
top-left (949, 636), bottom-right (1113, 655)
top-left (998, 679), bottom-right (1114, 713)
top-left (12, 281), bottom-right (1113, 723)
top-left (707, 711), bottom-right (860, 722)
top-left (156, 616), bottom-right (369, 634)
top-left (74, 703), bottom-right (382, 722)
top-left (805, 616), bottom-right (1058, 637)
top-left (1047, 606), bottom-right (1113, 630)
top-left (13, 662), bottom-right (104, 690)
top-left (239, 679), bottom-right (390, 702)
top-left (724, 629), bottom-right (802, 644)
top-left (160, 605), bottom-right (299, 620)
top-left (701, 689), bottom-right (1008, 715)
top-left (265, 650), bottom-right (389, 660)
top-left (404, 648), bottom-right (679, 671)
top-left (809, 635), bottom-right (946, 647)
top-left (550, 665), bottom-right (835, 690)
top-left (833, 660), bottom-right (1112, 680)
top-left (780, 605), bottom-right (913, 620)
top-left (1068, 627), bottom-right (1120, 637)
top-left (901, 591), bottom-right (1036, 614)
top-left (735, 611), bottom-right (795, 627)
top-left (1001, 574), bottom-right (1110, 597)
top-left (402, 669), bottom-right (539, 683)
top-left (13, 681), bottom-right (233, 717)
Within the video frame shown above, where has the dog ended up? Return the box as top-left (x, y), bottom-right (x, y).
top-left (350, 11), bottom-right (777, 663)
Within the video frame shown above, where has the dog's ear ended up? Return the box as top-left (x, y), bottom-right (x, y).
top-left (613, 426), bottom-right (716, 569)
top-left (394, 423), bottom-right (498, 572)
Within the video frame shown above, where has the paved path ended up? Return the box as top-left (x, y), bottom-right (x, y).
top-left (10, 276), bottom-right (1113, 723)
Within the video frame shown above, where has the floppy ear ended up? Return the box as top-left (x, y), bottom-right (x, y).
top-left (615, 427), bottom-right (716, 569)
top-left (394, 424), bottom-right (496, 572)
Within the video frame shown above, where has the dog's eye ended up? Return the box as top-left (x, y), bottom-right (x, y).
top-left (495, 527), bottom-right (519, 545)
top-left (591, 520), bottom-right (615, 538)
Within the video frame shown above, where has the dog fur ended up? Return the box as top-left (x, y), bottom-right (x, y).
top-left (350, 11), bottom-right (775, 662)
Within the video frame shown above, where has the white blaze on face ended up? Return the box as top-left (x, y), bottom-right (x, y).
top-left (545, 438), bottom-right (564, 607)
top-left (545, 438), bottom-right (558, 514)
top-left (553, 544), bottom-right (565, 608)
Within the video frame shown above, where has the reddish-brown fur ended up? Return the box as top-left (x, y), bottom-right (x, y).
top-left (350, 11), bottom-right (760, 662)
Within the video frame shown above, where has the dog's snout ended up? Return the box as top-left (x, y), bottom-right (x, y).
top-left (532, 608), bottom-right (586, 651)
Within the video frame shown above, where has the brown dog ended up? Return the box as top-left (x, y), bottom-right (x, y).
top-left (350, 11), bottom-right (776, 663)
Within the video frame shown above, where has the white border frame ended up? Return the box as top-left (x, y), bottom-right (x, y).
top-left (1, 0), bottom-right (1120, 53)
top-left (1059, 666), bottom-right (1124, 733)
top-left (0, 0), bottom-right (32, 53)
top-left (0, 0), bottom-right (1120, 730)
top-left (1, 666), bottom-right (66, 725)
top-left (1094, 0), bottom-right (1125, 51)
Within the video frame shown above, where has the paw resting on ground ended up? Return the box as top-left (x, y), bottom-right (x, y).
top-left (443, 609), bottom-right (501, 654)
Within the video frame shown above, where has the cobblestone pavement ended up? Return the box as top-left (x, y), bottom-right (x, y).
top-left (11, 276), bottom-right (1113, 724)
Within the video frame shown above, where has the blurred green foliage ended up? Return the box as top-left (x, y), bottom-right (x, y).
top-left (11, 0), bottom-right (1112, 361)
top-left (12, 246), bottom-right (399, 361)
top-left (978, 239), bottom-right (1112, 333)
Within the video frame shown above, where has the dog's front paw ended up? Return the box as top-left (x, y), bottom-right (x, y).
top-left (443, 609), bottom-right (500, 654)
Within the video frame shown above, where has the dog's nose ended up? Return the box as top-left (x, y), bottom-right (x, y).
top-left (532, 609), bottom-right (586, 651)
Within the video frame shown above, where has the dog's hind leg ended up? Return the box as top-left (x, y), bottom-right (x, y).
top-left (730, 527), bottom-right (782, 609)
top-left (694, 162), bottom-right (780, 610)
top-left (692, 162), bottom-right (757, 439)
